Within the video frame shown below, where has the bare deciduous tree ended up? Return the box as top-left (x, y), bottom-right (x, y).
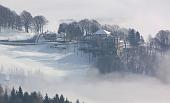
top-left (20, 10), bottom-right (33, 33)
top-left (33, 16), bottom-right (48, 34)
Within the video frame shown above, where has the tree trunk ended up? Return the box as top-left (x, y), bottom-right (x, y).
top-left (25, 26), bottom-right (29, 33)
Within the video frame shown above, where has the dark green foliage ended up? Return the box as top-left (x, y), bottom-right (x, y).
top-left (76, 99), bottom-right (80, 103)
top-left (18, 86), bottom-right (23, 98)
top-left (0, 86), bottom-right (78, 103)
top-left (127, 29), bottom-right (141, 47)
top-left (43, 94), bottom-right (50, 103)
top-left (65, 98), bottom-right (70, 103)
top-left (23, 92), bottom-right (30, 103)
top-left (59, 95), bottom-right (65, 103)
top-left (0, 85), bottom-right (3, 96)
top-left (53, 94), bottom-right (60, 103)
top-left (3, 89), bottom-right (9, 103)
top-left (30, 92), bottom-right (43, 103)
top-left (9, 88), bottom-right (16, 103)
top-left (0, 84), bottom-right (4, 103)
top-left (58, 23), bottom-right (68, 34)
top-left (15, 86), bottom-right (24, 103)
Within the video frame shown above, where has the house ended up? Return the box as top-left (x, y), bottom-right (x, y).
top-left (57, 32), bottom-right (66, 38)
top-left (56, 32), bottom-right (67, 42)
top-left (92, 29), bottom-right (111, 46)
top-left (93, 29), bottom-right (111, 38)
top-left (43, 32), bottom-right (57, 41)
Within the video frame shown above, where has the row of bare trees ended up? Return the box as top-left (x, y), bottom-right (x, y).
top-left (0, 5), bottom-right (48, 33)
top-left (58, 19), bottom-right (101, 41)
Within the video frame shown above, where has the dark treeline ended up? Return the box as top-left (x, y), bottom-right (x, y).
top-left (58, 19), bottom-right (101, 41)
top-left (58, 19), bottom-right (129, 42)
top-left (58, 19), bottom-right (170, 76)
top-left (0, 85), bottom-right (81, 103)
top-left (0, 5), bottom-right (48, 33)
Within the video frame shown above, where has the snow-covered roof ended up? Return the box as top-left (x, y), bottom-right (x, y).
top-left (94, 29), bottom-right (111, 35)
top-left (119, 40), bottom-right (124, 43)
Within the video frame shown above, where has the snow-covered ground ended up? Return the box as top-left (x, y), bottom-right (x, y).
top-left (0, 30), bottom-right (170, 103)
top-left (0, 29), bottom-right (34, 41)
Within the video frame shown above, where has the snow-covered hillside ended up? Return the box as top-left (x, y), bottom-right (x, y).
top-left (0, 28), bottom-right (34, 41)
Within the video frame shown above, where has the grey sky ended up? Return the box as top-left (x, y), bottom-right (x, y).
top-left (0, 0), bottom-right (170, 38)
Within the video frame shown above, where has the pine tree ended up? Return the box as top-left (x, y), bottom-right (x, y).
top-left (128, 29), bottom-right (141, 47)
top-left (76, 99), bottom-right (80, 103)
top-left (53, 94), bottom-right (60, 103)
top-left (18, 86), bottom-right (23, 98)
top-left (59, 95), bottom-right (65, 103)
top-left (43, 93), bottom-right (50, 103)
top-left (0, 85), bottom-right (4, 103)
top-left (15, 86), bottom-right (24, 103)
top-left (9, 88), bottom-right (16, 103)
top-left (3, 89), bottom-right (9, 103)
top-left (65, 98), bottom-right (70, 103)
top-left (23, 92), bottom-right (30, 103)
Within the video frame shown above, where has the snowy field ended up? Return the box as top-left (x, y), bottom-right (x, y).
top-left (0, 44), bottom-right (170, 103)
top-left (0, 29), bottom-right (34, 41)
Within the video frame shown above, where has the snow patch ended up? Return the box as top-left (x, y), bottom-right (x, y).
top-left (0, 28), bottom-right (35, 41)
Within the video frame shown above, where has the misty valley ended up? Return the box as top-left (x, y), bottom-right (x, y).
top-left (0, 3), bottom-right (170, 103)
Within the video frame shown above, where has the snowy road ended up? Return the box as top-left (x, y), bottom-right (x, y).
top-left (0, 44), bottom-right (170, 103)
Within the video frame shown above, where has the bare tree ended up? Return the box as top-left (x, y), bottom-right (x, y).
top-left (20, 10), bottom-right (33, 33)
top-left (33, 16), bottom-right (48, 34)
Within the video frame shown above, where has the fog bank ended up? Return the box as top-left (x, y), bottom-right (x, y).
top-left (0, 44), bottom-right (170, 103)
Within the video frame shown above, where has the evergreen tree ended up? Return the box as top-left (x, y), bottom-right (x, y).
top-left (43, 93), bottom-right (50, 103)
top-left (76, 99), bottom-right (80, 103)
top-left (59, 95), bottom-right (65, 103)
top-left (23, 92), bottom-right (30, 103)
top-left (0, 86), bottom-right (78, 103)
top-left (30, 92), bottom-right (43, 103)
top-left (3, 89), bottom-right (9, 103)
top-left (18, 86), bottom-right (23, 98)
top-left (0, 85), bottom-right (3, 96)
top-left (9, 88), bottom-right (16, 103)
top-left (15, 87), bottom-right (24, 103)
top-left (0, 85), bottom-right (4, 103)
top-left (65, 98), bottom-right (70, 103)
top-left (128, 29), bottom-right (141, 47)
top-left (53, 94), bottom-right (60, 103)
